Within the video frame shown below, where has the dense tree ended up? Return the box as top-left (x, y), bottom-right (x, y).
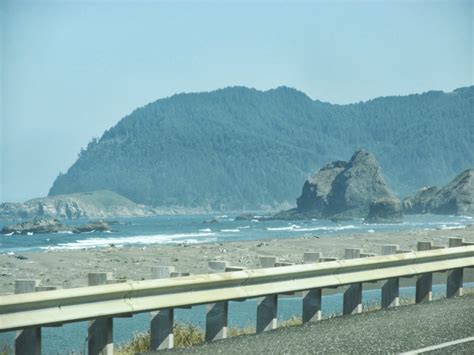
top-left (49, 86), bottom-right (474, 210)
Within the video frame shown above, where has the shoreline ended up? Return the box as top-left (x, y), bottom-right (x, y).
top-left (0, 226), bottom-right (473, 294)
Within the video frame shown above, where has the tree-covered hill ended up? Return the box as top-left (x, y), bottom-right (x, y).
top-left (48, 86), bottom-right (474, 211)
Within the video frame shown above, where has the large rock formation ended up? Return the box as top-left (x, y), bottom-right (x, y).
top-left (365, 198), bottom-right (403, 223)
top-left (1, 218), bottom-right (111, 235)
top-left (274, 150), bottom-right (401, 220)
top-left (403, 168), bottom-right (474, 215)
top-left (0, 190), bottom-right (156, 221)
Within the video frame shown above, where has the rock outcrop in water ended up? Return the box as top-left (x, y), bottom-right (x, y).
top-left (0, 218), bottom-right (111, 235)
top-left (274, 150), bottom-right (401, 220)
top-left (364, 198), bottom-right (403, 223)
top-left (403, 168), bottom-right (474, 216)
top-left (0, 190), bottom-right (157, 221)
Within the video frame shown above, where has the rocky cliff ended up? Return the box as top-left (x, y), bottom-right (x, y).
top-left (0, 190), bottom-right (156, 220)
top-left (275, 150), bottom-right (400, 220)
top-left (403, 169), bottom-right (474, 216)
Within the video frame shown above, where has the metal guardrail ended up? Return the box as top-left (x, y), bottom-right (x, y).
top-left (1, 245), bottom-right (473, 333)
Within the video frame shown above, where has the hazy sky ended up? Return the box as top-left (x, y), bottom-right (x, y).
top-left (1, 0), bottom-right (472, 202)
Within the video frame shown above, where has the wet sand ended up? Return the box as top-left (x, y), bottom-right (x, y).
top-left (1, 225), bottom-right (473, 294)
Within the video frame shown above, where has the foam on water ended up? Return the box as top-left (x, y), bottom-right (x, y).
top-left (438, 224), bottom-right (466, 230)
top-left (40, 232), bottom-right (216, 251)
top-left (267, 224), bottom-right (301, 231)
top-left (167, 238), bottom-right (217, 244)
top-left (221, 229), bottom-right (240, 233)
top-left (295, 225), bottom-right (358, 232)
top-left (267, 224), bottom-right (357, 232)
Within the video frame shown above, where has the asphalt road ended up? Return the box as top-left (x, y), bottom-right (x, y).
top-left (161, 295), bottom-right (474, 354)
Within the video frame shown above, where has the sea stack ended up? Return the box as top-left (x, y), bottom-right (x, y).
top-left (274, 150), bottom-right (401, 220)
top-left (364, 198), bottom-right (403, 223)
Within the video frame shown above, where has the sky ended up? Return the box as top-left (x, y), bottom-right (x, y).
top-left (0, 0), bottom-right (472, 202)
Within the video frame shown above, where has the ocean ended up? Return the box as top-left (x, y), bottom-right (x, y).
top-left (0, 213), bottom-right (472, 254)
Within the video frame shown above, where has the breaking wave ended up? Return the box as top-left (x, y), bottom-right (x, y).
top-left (267, 225), bottom-right (357, 232)
top-left (437, 224), bottom-right (466, 230)
top-left (41, 232), bottom-right (217, 251)
top-left (267, 225), bottom-right (301, 231)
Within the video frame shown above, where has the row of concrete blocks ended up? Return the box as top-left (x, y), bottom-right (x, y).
top-left (13, 237), bottom-right (471, 355)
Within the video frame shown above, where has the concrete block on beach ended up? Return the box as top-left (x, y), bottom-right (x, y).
top-left (259, 256), bottom-right (277, 268)
top-left (152, 265), bottom-right (175, 279)
top-left (303, 252), bottom-right (321, 264)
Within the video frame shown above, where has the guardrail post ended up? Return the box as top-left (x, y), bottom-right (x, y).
top-left (447, 238), bottom-right (464, 298)
top-left (416, 242), bottom-right (433, 303)
top-left (88, 272), bottom-right (114, 355)
top-left (206, 261), bottom-right (229, 341)
top-left (381, 245), bottom-right (400, 308)
top-left (150, 266), bottom-right (175, 350)
top-left (15, 280), bottom-right (41, 355)
top-left (302, 252), bottom-right (322, 323)
top-left (343, 249), bottom-right (362, 315)
top-left (257, 256), bottom-right (278, 333)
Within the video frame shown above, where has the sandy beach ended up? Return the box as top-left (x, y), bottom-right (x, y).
top-left (1, 225), bottom-right (473, 294)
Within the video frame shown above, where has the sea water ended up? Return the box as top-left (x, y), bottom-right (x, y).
top-left (0, 213), bottom-right (471, 254)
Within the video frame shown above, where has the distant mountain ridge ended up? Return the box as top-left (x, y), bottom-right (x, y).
top-left (49, 86), bottom-right (474, 211)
